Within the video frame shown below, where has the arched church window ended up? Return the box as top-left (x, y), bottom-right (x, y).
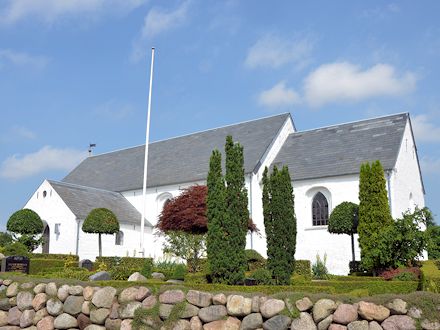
top-left (115, 231), bottom-right (124, 246)
top-left (312, 192), bottom-right (329, 226)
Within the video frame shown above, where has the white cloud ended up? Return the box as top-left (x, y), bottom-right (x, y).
top-left (245, 34), bottom-right (313, 69)
top-left (0, 146), bottom-right (87, 180)
top-left (131, 1), bottom-right (191, 62)
top-left (420, 157), bottom-right (440, 175)
top-left (258, 81), bottom-right (300, 109)
top-left (141, 0), bottom-right (191, 39)
top-left (412, 114), bottom-right (440, 143)
top-left (303, 62), bottom-right (416, 107)
top-left (0, 49), bottom-right (49, 70)
top-left (0, 0), bottom-right (146, 25)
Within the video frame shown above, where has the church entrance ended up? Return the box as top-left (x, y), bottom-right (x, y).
top-left (42, 225), bottom-right (50, 253)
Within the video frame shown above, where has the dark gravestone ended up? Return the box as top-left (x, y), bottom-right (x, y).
top-left (79, 259), bottom-right (93, 271)
top-left (1, 256), bottom-right (30, 274)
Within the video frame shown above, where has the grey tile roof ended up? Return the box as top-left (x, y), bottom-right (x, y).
top-left (48, 180), bottom-right (148, 226)
top-left (273, 113), bottom-right (408, 181)
top-left (63, 113), bottom-right (290, 191)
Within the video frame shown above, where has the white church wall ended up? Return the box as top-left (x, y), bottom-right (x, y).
top-left (76, 220), bottom-right (154, 261)
top-left (292, 174), bottom-right (361, 275)
top-left (24, 180), bottom-right (78, 255)
top-left (389, 120), bottom-right (425, 219)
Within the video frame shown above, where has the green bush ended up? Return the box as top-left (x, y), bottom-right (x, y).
top-left (1, 242), bottom-right (29, 257)
top-left (421, 260), bottom-right (440, 293)
top-left (245, 249), bottom-right (266, 271)
top-left (49, 268), bottom-right (90, 281)
top-left (110, 267), bottom-right (140, 280)
top-left (30, 253), bottom-right (79, 261)
top-left (154, 259), bottom-right (185, 280)
top-left (392, 272), bottom-right (417, 281)
top-left (29, 259), bottom-right (65, 275)
top-left (250, 268), bottom-right (273, 285)
top-left (294, 260), bottom-right (311, 278)
top-left (171, 264), bottom-right (188, 280)
top-left (141, 259), bottom-right (153, 278)
top-left (95, 256), bottom-right (152, 271)
top-left (184, 273), bottom-right (208, 284)
top-left (312, 254), bottom-right (329, 280)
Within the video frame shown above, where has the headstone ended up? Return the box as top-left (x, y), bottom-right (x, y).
top-left (1, 256), bottom-right (30, 274)
top-left (79, 259), bottom-right (93, 271)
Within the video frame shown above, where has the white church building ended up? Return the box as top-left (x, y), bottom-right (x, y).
top-left (24, 112), bottom-right (425, 275)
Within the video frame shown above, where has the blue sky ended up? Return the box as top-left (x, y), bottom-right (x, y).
top-left (1, 0), bottom-right (440, 228)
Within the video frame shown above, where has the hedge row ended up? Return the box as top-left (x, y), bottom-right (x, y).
top-left (30, 253), bottom-right (79, 261)
top-left (95, 256), bottom-right (153, 270)
top-left (294, 260), bottom-right (311, 278)
top-left (29, 259), bottom-right (64, 275)
top-left (421, 260), bottom-right (440, 293)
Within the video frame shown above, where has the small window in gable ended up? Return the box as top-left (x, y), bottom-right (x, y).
top-left (312, 192), bottom-right (329, 226)
top-left (115, 231), bottom-right (124, 246)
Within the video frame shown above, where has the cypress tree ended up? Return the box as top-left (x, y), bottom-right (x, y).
top-left (206, 149), bottom-right (228, 282)
top-left (224, 135), bottom-right (249, 284)
top-left (263, 165), bottom-right (297, 285)
top-left (357, 160), bottom-right (394, 272)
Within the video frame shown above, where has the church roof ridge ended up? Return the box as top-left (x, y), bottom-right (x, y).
top-left (47, 179), bottom-right (121, 195)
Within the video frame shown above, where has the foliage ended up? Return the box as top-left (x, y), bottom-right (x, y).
top-left (160, 231), bottom-right (206, 273)
top-left (153, 258), bottom-right (187, 280)
top-left (357, 161), bottom-right (394, 273)
top-left (207, 136), bottom-right (249, 284)
top-left (83, 208), bottom-right (119, 257)
top-left (95, 256), bottom-right (151, 271)
top-left (97, 261), bottom-right (108, 272)
top-left (424, 208), bottom-right (440, 260)
top-left (7, 209), bottom-right (44, 235)
top-left (140, 259), bottom-right (153, 278)
top-left (47, 268), bottom-right (90, 281)
top-left (29, 259), bottom-right (64, 275)
top-left (82, 208), bottom-right (119, 234)
top-left (64, 254), bottom-right (78, 269)
top-left (312, 254), bottom-right (329, 280)
top-left (0, 241), bottom-right (29, 257)
top-left (328, 202), bottom-right (359, 262)
top-left (392, 272), bottom-right (417, 281)
top-left (420, 260), bottom-right (440, 293)
top-left (7, 209), bottom-right (44, 252)
top-left (381, 208), bottom-right (428, 268)
top-left (184, 272), bottom-right (208, 284)
top-left (250, 268), bottom-right (273, 285)
top-left (349, 261), bottom-right (363, 274)
top-left (294, 260), bottom-right (312, 279)
top-left (262, 166), bottom-right (297, 285)
top-left (379, 267), bottom-right (421, 281)
top-left (110, 267), bottom-right (139, 280)
top-left (158, 185), bottom-right (207, 233)
top-left (245, 249), bottom-right (266, 271)
top-left (0, 232), bottom-right (13, 247)
top-left (30, 253), bottom-right (79, 261)
top-left (172, 264), bottom-right (188, 280)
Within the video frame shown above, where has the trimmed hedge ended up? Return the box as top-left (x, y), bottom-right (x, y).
top-left (421, 260), bottom-right (440, 293)
top-left (29, 259), bottom-right (64, 275)
top-left (30, 253), bottom-right (79, 261)
top-left (95, 256), bottom-right (153, 271)
top-left (294, 260), bottom-right (311, 278)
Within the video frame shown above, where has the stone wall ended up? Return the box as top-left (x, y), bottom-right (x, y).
top-left (0, 279), bottom-right (438, 330)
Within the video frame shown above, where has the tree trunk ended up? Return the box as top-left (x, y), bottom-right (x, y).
top-left (98, 233), bottom-right (102, 257)
top-left (351, 233), bottom-right (355, 262)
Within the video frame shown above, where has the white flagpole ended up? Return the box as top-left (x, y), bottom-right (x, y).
top-left (140, 47), bottom-right (155, 257)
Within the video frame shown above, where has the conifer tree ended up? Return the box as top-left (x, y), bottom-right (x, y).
top-left (224, 136), bottom-right (249, 284)
top-left (357, 160), bottom-right (393, 272)
top-left (206, 149), bottom-right (228, 282)
top-left (263, 165), bottom-right (297, 285)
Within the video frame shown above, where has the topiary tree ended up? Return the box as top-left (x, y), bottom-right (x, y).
top-left (0, 232), bottom-right (13, 247)
top-left (7, 209), bottom-right (44, 252)
top-left (357, 161), bottom-right (394, 273)
top-left (262, 166), bottom-right (297, 285)
top-left (328, 202), bottom-right (359, 263)
top-left (82, 208), bottom-right (119, 257)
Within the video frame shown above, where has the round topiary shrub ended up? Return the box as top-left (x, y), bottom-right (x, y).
top-left (250, 268), bottom-right (273, 285)
top-left (7, 209), bottom-right (43, 235)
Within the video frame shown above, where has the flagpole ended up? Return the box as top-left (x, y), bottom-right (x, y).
top-left (140, 47), bottom-right (155, 257)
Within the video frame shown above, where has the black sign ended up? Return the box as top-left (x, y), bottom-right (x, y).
top-left (1, 256), bottom-right (29, 274)
top-left (79, 259), bottom-right (93, 271)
